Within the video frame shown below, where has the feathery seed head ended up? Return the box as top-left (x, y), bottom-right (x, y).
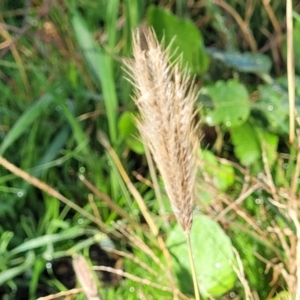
top-left (124, 27), bottom-right (200, 234)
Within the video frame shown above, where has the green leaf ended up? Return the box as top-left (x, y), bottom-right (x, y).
top-left (118, 111), bottom-right (144, 154)
top-left (147, 6), bottom-right (209, 75)
top-left (205, 79), bottom-right (250, 127)
top-left (201, 150), bottom-right (235, 191)
top-left (118, 111), bottom-right (136, 137)
top-left (167, 214), bottom-right (236, 296)
top-left (253, 82), bottom-right (290, 135)
top-left (271, 291), bottom-right (294, 300)
top-left (255, 127), bottom-right (279, 167)
top-left (206, 48), bottom-right (272, 75)
top-left (231, 122), bottom-right (261, 166)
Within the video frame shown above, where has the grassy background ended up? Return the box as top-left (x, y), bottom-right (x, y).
top-left (0, 0), bottom-right (299, 299)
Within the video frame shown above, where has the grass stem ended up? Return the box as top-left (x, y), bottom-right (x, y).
top-left (186, 233), bottom-right (201, 300)
top-left (286, 0), bottom-right (295, 143)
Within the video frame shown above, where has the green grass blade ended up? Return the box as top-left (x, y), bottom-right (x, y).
top-left (0, 94), bottom-right (53, 156)
top-left (0, 231), bottom-right (14, 256)
top-left (0, 251), bottom-right (35, 285)
top-left (123, 0), bottom-right (143, 54)
top-left (54, 99), bottom-right (91, 156)
top-left (29, 258), bottom-right (45, 299)
top-left (9, 227), bottom-right (86, 256)
top-left (37, 125), bottom-right (70, 171)
top-left (106, 0), bottom-right (120, 51)
top-left (71, 10), bottom-right (118, 144)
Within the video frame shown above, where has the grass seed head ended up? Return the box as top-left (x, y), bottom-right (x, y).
top-left (124, 27), bottom-right (200, 234)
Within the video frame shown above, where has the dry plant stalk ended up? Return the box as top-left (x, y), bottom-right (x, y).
top-left (124, 27), bottom-right (199, 235)
top-left (72, 254), bottom-right (101, 300)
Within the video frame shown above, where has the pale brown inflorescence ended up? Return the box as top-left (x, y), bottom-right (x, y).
top-left (124, 28), bottom-right (199, 234)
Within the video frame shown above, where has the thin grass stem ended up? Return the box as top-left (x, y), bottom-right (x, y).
top-left (186, 233), bottom-right (200, 300)
top-left (286, 0), bottom-right (295, 143)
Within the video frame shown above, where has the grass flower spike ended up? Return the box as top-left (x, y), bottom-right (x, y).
top-left (125, 27), bottom-right (200, 235)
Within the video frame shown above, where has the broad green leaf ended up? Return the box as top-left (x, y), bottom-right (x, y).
top-left (196, 183), bottom-right (214, 207)
top-left (253, 83), bottom-right (289, 135)
top-left (206, 48), bottom-right (272, 75)
top-left (118, 111), bottom-right (136, 138)
top-left (205, 80), bottom-right (250, 127)
top-left (118, 112), bottom-right (144, 154)
top-left (0, 94), bottom-right (53, 156)
top-left (167, 214), bottom-right (236, 296)
top-left (147, 6), bottom-right (209, 75)
top-left (231, 122), bottom-right (261, 166)
top-left (201, 150), bottom-right (235, 191)
top-left (254, 75), bottom-right (300, 135)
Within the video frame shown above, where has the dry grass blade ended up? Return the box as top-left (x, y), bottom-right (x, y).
top-left (211, 0), bottom-right (257, 52)
top-left (232, 247), bottom-right (256, 300)
top-left (97, 131), bottom-right (159, 237)
top-left (36, 288), bottom-right (83, 300)
top-left (113, 221), bottom-right (169, 274)
top-left (102, 247), bottom-right (160, 277)
top-left (92, 266), bottom-right (173, 293)
top-left (72, 254), bottom-right (101, 300)
top-left (0, 156), bottom-right (106, 230)
top-left (97, 131), bottom-right (176, 287)
top-left (124, 27), bottom-right (200, 235)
